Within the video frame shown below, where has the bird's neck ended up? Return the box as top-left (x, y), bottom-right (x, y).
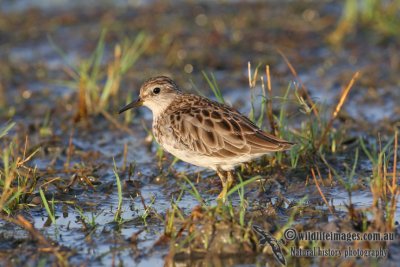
top-left (145, 95), bottom-right (177, 118)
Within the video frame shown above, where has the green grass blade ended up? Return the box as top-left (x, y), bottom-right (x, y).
top-left (39, 188), bottom-right (56, 225)
top-left (113, 158), bottom-right (123, 222)
top-left (0, 122), bottom-right (15, 139)
top-left (180, 175), bottom-right (203, 203)
top-left (226, 175), bottom-right (261, 198)
top-left (89, 29), bottom-right (107, 82)
top-left (202, 71), bottom-right (224, 103)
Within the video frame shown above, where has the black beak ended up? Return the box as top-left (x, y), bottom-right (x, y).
top-left (118, 98), bottom-right (143, 114)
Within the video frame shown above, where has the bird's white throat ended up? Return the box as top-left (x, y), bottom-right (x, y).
top-left (142, 94), bottom-right (176, 118)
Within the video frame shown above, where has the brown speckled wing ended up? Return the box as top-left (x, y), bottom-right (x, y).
top-left (164, 94), bottom-right (293, 158)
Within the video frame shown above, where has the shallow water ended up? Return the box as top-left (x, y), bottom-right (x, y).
top-left (1, 0), bottom-right (399, 266)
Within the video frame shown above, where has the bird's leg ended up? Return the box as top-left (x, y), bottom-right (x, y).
top-left (226, 171), bottom-right (235, 192)
top-left (216, 168), bottom-right (228, 200)
top-left (217, 169), bottom-right (236, 200)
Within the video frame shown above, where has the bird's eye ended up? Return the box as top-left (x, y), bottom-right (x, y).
top-left (153, 87), bottom-right (161, 94)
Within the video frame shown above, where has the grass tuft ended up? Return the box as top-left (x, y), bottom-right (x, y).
top-left (0, 125), bottom-right (39, 214)
top-left (329, 0), bottom-right (400, 45)
top-left (50, 30), bottom-right (149, 121)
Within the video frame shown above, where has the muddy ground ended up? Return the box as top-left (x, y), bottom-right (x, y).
top-left (0, 1), bottom-right (399, 266)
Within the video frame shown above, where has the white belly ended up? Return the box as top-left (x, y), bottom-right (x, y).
top-left (159, 141), bottom-right (266, 171)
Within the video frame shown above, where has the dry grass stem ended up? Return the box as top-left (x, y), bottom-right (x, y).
top-left (265, 65), bottom-right (277, 135)
top-left (311, 167), bottom-right (334, 215)
top-left (317, 71), bottom-right (360, 150)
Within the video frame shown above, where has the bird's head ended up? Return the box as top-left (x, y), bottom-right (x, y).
top-left (119, 76), bottom-right (181, 116)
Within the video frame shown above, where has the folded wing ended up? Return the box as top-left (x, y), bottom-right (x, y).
top-left (166, 98), bottom-right (293, 159)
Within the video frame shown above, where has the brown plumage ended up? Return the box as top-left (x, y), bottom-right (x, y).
top-left (154, 94), bottom-right (292, 162)
top-left (119, 76), bottom-right (294, 199)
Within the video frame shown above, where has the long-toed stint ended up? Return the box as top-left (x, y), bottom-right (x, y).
top-left (119, 76), bottom-right (293, 199)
